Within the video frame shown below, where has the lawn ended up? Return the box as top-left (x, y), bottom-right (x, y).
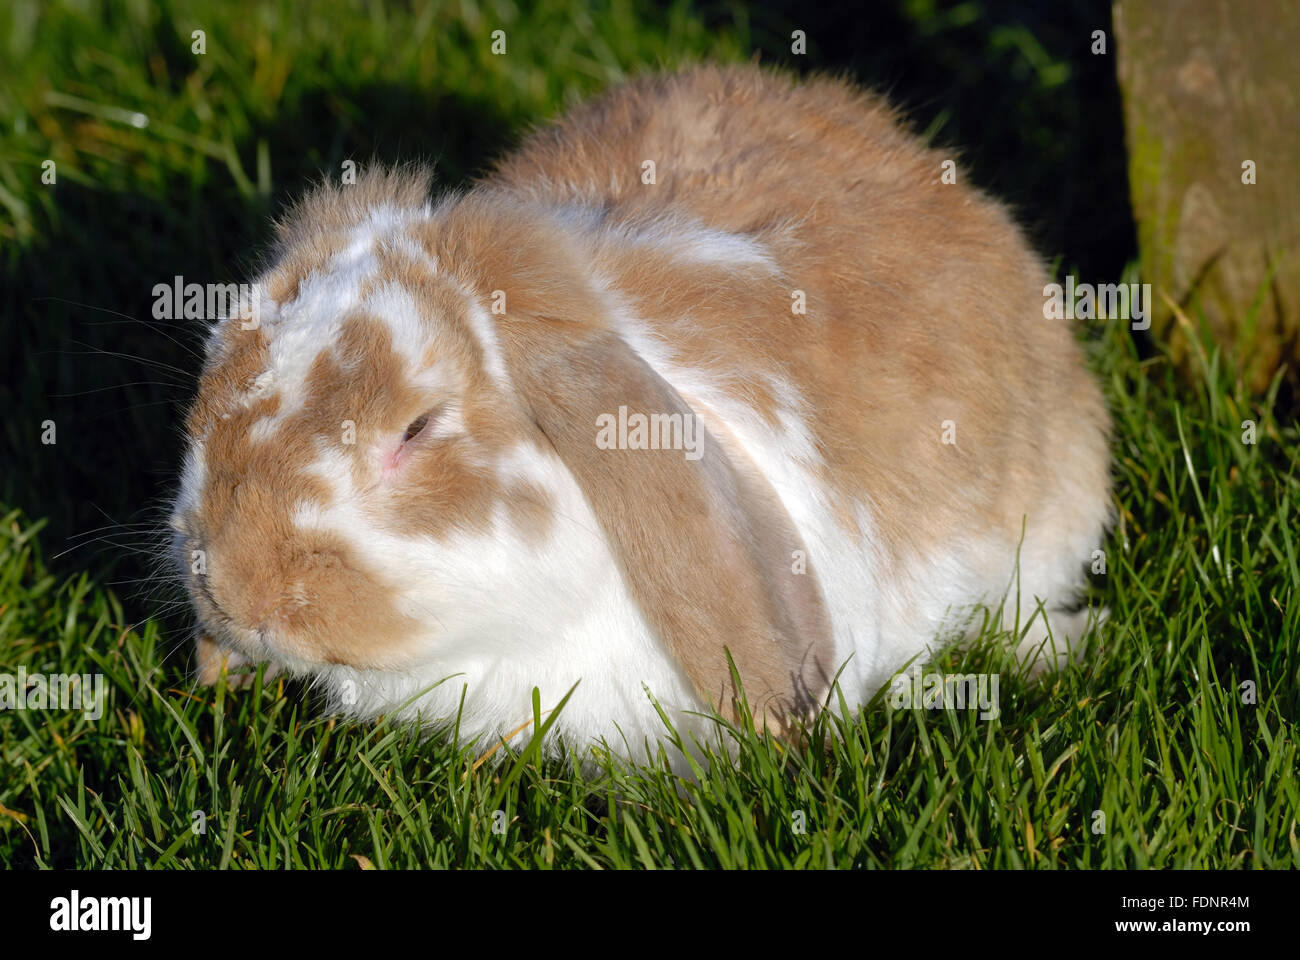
top-left (1, 0), bottom-right (1296, 869)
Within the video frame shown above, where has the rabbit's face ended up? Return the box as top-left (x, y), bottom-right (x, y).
top-left (170, 207), bottom-right (565, 675)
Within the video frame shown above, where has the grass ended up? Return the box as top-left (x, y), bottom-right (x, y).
top-left (1, 0), bottom-right (1296, 869)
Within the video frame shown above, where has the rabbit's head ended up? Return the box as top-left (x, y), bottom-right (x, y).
top-left (172, 168), bottom-right (834, 729)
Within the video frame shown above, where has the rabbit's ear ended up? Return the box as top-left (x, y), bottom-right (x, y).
top-left (505, 321), bottom-right (834, 730)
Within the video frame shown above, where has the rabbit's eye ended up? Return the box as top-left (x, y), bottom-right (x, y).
top-left (402, 411), bottom-right (435, 444)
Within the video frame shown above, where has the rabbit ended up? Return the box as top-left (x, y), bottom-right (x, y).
top-left (171, 64), bottom-right (1112, 765)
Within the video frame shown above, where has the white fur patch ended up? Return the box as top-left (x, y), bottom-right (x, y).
top-left (173, 445), bottom-right (207, 528)
top-left (552, 202), bottom-right (779, 273)
top-left (238, 203), bottom-right (511, 443)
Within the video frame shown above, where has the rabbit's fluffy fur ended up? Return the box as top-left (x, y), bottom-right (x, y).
top-left (173, 65), bottom-right (1111, 763)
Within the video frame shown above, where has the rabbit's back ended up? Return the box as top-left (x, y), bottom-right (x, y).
top-left (491, 65), bottom-right (1112, 685)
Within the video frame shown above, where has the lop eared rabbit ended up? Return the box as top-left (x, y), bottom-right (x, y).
top-left (173, 65), bottom-right (1111, 762)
